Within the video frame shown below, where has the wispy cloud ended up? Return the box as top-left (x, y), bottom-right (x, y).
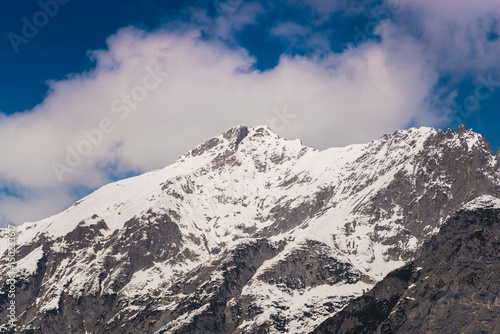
top-left (270, 22), bottom-right (331, 54)
top-left (392, 0), bottom-right (500, 74)
top-left (188, 0), bottom-right (264, 41)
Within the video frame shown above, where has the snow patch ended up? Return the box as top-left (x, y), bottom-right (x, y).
top-left (17, 246), bottom-right (44, 275)
top-left (462, 195), bottom-right (500, 211)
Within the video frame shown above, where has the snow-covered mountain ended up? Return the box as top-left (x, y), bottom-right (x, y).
top-left (1, 124), bottom-right (499, 333)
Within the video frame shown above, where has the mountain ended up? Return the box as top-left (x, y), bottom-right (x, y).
top-left (311, 195), bottom-right (500, 334)
top-left (0, 124), bottom-right (499, 333)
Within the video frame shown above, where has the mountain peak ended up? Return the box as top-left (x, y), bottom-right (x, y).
top-left (182, 125), bottom-right (288, 161)
top-left (222, 124), bottom-right (250, 149)
top-left (456, 123), bottom-right (466, 135)
top-left (221, 124), bottom-right (279, 141)
top-left (221, 125), bottom-right (280, 149)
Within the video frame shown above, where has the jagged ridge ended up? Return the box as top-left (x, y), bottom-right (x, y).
top-left (0, 125), bottom-right (499, 333)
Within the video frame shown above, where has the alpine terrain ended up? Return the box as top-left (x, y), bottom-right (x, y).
top-left (312, 195), bottom-right (500, 334)
top-left (1, 124), bottom-right (499, 333)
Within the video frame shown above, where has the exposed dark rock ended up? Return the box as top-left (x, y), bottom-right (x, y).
top-left (263, 185), bottom-right (336, 235)
top-left (192, 138), bottom-right (221, 157)
top-left (257, 240), bottom-right (368, 292)
top-left (154, 239), bottom-right (286, 334)
top-left (456, 124), bottom-right (466, 135)
top-left (355, 128), bottom-right (500, 261)
top-left (223, 125), bottom-right (249, 150)
top-left (312, 203), bottom-right (500, 334)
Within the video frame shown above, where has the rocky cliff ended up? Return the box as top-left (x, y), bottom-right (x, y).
top-left (312, 195), bottom-right (500, 334)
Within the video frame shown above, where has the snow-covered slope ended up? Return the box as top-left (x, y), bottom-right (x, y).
top-left (1, 124), bottom-right (499, 334)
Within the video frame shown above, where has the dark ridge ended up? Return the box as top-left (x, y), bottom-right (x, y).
top-left (456, 124), bottom-right (466, 135)
top-left (223, 125), bottom-right (249, 150)
top-left (191, 137), bottom-right (221, 157)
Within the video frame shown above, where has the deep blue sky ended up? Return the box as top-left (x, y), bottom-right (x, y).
top-left (0, 0), bottom-right (193, 113)
top-left (0, 0), bottom-right (499, 225)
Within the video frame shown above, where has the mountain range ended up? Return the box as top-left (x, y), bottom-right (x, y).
top-left (1, 124), bottom-right (499, 333)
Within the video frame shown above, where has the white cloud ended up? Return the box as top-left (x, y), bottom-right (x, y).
top-left (191, 0), bottom-right (264, 40)
top-left (388, 0), bottom-right (500, 75)
top-left (0, 16), bottom-right (447, 225)
top-left (0, 188), bottom-right (71, 227)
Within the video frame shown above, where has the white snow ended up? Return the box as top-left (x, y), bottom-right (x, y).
top-left (462, 195), bottom-right (500, 211)
top-left (17, 246), bottom-right (44, 275)
top-left (39, 293), bottom-right (60, 312)
top-left (153, 303), bottom-right (211, 334)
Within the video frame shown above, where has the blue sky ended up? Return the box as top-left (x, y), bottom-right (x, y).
top-left (0, 0), bottom-right (499, 226)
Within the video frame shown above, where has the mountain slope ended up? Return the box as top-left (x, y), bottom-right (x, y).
top-left (0, 124), bottom-right (499, 333)
top-left (311, 195), bottom-right (500, 334)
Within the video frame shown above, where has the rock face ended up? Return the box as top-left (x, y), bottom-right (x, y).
top-left (0, 125), bottom-right (499, 333)
top-left (312, 195), bottom-right (500, 334)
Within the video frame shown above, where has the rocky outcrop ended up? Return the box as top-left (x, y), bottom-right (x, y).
top-left (357, 126), bottom-right (500, 261)
top-left (312, 196), bottom-right (500, 334)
